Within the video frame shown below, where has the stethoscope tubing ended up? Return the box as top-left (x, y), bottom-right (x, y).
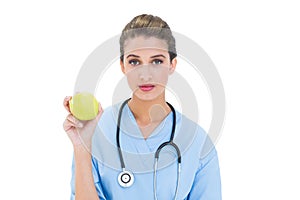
top-left (116, 98), bottom-right (131, 170)
top-left (116, 98), bottom-right (181, 199)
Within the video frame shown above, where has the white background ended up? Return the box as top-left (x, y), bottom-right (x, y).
top-left (0, 0), bottom-right (299, 199)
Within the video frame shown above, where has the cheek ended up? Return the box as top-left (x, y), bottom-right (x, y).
top-left (125, 70), bottom-right (139, 90)
top-left (153, 68), bottom-right (169, 85)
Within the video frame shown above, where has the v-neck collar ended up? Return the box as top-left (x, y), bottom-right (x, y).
top-left (121, 104), bottom-right (173, 152)
top-left (126, 104), bottom-right (172, 137)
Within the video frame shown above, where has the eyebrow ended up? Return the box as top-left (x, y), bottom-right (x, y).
top-left (126, 54), bottom-right (140, 59)
top-left (126, 54), bottom-right (166, 59)
top-left (150, 54), bottom-right (166, 59)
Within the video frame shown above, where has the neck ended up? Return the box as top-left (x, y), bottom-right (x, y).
top-left (128, 94), bottom-right (171, 127)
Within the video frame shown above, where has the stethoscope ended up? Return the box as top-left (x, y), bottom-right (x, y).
top-left (116, 98), bottom-right (181, 200)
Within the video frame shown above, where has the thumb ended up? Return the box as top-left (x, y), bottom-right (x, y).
top-left (95, 102), bottom-right (103, 121)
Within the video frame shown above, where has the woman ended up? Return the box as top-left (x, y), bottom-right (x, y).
top-left (63, 14), bottom-right (222, 200)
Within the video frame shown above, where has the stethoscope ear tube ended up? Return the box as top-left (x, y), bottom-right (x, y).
top-left (154, 143), bottom-right (181, 200)
top-left (166, 102), bottom-right (176, 142)
top-left (155, 141), bottom-right (181, 164)
top-left (155, 101), bottom-right (181, 164)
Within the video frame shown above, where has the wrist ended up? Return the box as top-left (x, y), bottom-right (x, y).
top-left (73, 139), bottom-right (92, 150)
top-left (73, 143), bottom-right (91, 155)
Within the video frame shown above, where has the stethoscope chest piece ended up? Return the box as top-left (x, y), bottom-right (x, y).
top-left (118, 170), bottom-right (134, 187)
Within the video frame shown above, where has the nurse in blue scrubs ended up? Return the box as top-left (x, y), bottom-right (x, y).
top-left (63, 14), bottom-right (222, 200)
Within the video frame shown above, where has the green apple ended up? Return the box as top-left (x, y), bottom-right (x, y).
top-left (69, 92), bottom-right (99, 121)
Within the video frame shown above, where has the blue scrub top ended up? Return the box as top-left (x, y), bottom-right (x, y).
top-left (70, 103), bottom-right (222, 200)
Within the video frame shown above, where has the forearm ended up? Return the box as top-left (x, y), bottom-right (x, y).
top-left (74, 145), bottom-right (99, 200)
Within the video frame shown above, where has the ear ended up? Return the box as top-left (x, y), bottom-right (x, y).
top-left (168, 58), bottom-right (177, 75)
top-left (120, 59), bottom-right (126, 74)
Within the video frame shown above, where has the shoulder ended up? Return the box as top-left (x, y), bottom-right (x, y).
top-left (98, 102), bottom-right (123, 127)
top-left (174, 111), bottom-right (216, 160)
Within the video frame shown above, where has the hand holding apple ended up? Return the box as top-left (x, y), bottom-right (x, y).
top-left (63, 94), bottom-right (103, 149)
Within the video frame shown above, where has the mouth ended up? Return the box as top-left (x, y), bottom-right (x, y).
top-left (138, 84), bottom-right (155, 92)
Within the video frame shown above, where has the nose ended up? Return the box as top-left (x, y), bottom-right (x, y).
top-left (139, 65), bottom-right (152, 81)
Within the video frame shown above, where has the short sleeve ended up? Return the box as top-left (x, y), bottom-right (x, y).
top-left (187, 148), bottom-right (222, 200)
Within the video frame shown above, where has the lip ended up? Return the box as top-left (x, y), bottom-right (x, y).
top-left (139, 84), bottom-right (155, 92)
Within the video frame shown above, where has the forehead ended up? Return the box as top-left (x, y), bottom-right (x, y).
top-left (123, 36), bottom-right (168, 55)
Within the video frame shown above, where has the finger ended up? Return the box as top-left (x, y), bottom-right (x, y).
top-left (63, 118), bottom-right (76, 132)
top-left (63, 114), bottom-right (83, 131)
top-left (63, 96), bottom-right (72, 113)
top-left (67, 114), bottom-right (83, 128)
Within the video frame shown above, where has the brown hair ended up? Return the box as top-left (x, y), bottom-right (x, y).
top-left (119, 14), bottom-right (177, 62)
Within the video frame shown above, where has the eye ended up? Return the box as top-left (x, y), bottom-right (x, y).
top-left (128, 59), bottom-right (140, 66)
top-left (152, 59), bottom-right (163, 65)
